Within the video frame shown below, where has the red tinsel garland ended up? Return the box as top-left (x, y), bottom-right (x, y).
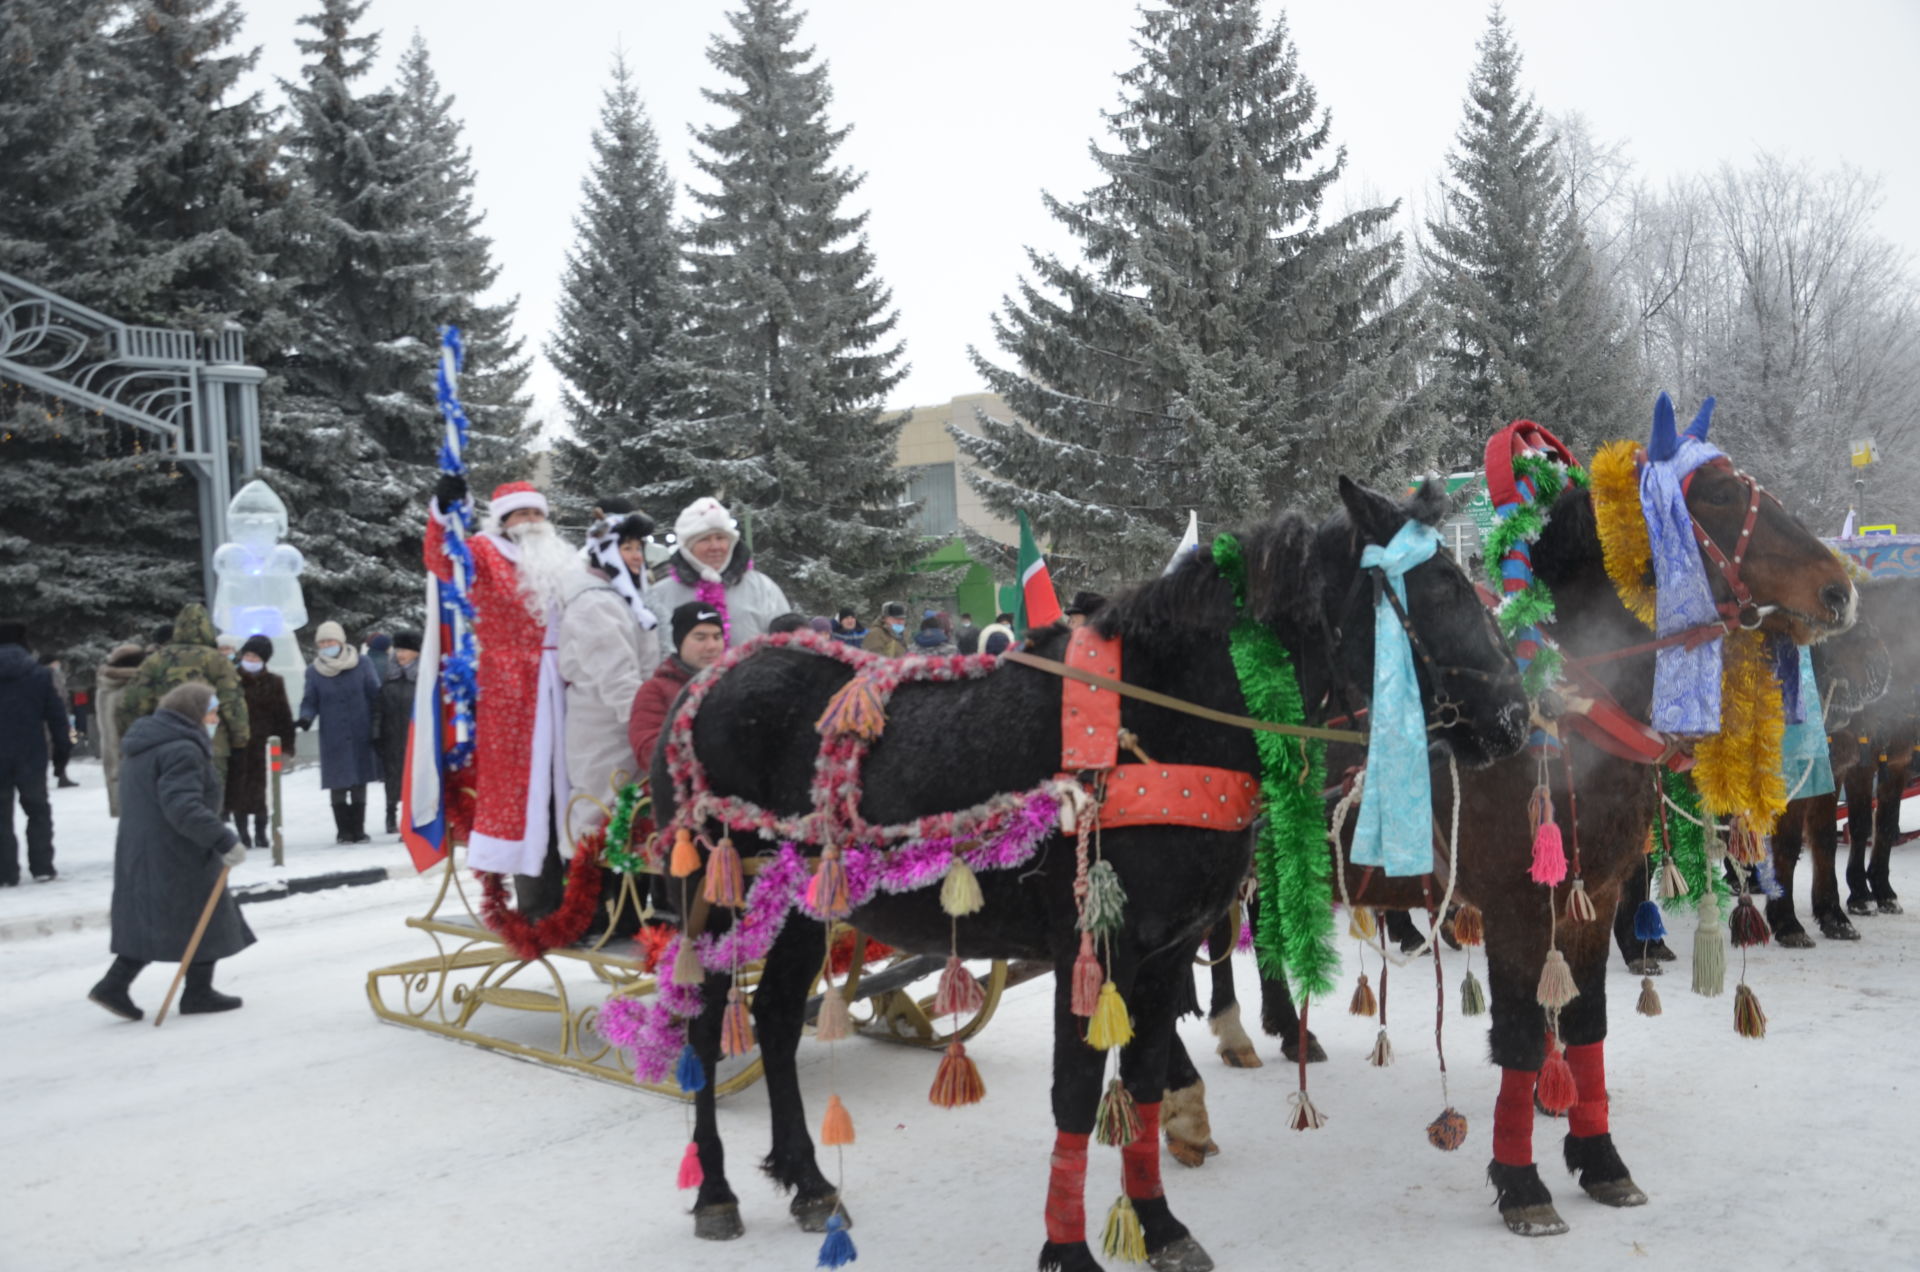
top-left (476, 829), bottom-right (607, 961)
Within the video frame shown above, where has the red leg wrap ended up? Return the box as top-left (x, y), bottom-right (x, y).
top-left (1492, 1066), bottom-right (1537, 1167)
top-left (1564, 1040), bottom-right (1610, 1138)
top-left (1044, 1131), bottom-right (1091, 1245)
top-left (1121, 1101), bottom-right (1164, 1200)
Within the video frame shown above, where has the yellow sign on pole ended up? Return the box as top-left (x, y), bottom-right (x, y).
top-left (1860, 524), bottom-right (1897, 536)
top-left (1851, 439), bottom-right (1880, 468)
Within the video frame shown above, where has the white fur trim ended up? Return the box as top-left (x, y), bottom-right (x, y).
top-left (490, 487), bottom-right (548, 520)
top-left (674, 497), bottom-right (738, 552)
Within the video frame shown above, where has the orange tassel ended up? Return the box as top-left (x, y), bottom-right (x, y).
top-left (811, 845), bottom-right (851, 920)
top-left (1451, 904), bottom-right (1484, 947)
top-left (819, 1093), bottom-right (855, 1145)
top-left (929, 1040), bottom-right (986, 1108)
top-left (703, 837), bottom-right (744, 908)
top-left (1348, 973), bottom-right (1377, 1018)
top-left (815, 673), bottom-right (888, 740)
top-left (1070, 932), bottom-right (1103, 1017)
top-left (670, 827), bottom-right (700, 878)
top-left (722, 988), bottom-right (754, 1057)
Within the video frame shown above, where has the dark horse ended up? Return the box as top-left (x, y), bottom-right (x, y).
top-left (651, 478), bottom-right (1530, 1272)
top-left (1184, 402), bottom-right (1857, 1236)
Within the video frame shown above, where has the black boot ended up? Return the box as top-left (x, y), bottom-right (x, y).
top-left (234, 816), bottom-right (253, 849)
top-left (180, 961), bottom-right (242, 1014)
top-left (348, 800), bottom-right (371, 845)
top-left (385, 802), bottom-right (399, 836)
top-left (331, 802), bottom-right (351, 844)
top-left (255, 815), bottom-right (270, 848)
top-left (89, 956), bottom-right (146, 1021)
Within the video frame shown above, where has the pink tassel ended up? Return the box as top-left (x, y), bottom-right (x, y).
top-left (702, 837), bottom-right (744, 908)
top-left (934, 955), bottom-right (985, 1018)
top-left (811, 846), bottom-right (852, 920)
top-left (1070, 932), bottom-right (1103, 1018)
top-left (1529, 821), bottom-right (1567, 886)
top-left (676, 1141), bottom-right (703, 1190)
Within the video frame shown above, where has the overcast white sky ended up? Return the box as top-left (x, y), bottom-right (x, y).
top-left (235, 0), bottom-right (1920, 435)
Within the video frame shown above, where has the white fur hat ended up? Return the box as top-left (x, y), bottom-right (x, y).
top-left (674, 497), bottom-right (739, 552)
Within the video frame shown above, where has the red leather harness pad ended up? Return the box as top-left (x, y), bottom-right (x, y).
top-left (1057, 628), bottom-right (1259, 831)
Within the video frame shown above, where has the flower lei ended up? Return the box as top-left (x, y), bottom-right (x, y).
top-left (1212, 532), bottom-right (1334, 999)
top-left (475, 828), bottom-right (607, 961)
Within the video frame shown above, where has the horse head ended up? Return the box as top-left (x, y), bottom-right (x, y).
top-left (1655, 393), bottom-right (1856, 642)
top-left (1810, 608), bottom-right (1891, 723)
top-left (1313, 476), bottom-right (1531, 767)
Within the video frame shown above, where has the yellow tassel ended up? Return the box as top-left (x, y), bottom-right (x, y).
top-left (1087, 981), bottom-right (1133, 1051)
top-left (670, 827), bottom-right (700, 878)
top-left (1099, 1195), bottom-right (1147, 1264)
top-left (819, 1093), bottom-right (855, 1145)
top-left (940, 858), bottom-right (984, 917)
top-left (1347, 907), bottom-right (1377, 941)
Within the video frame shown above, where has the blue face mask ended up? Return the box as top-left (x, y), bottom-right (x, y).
top-left (318, 644), bottom-right (342, 659)
top-left (205, 721), bottom-right (219, 739)
top-left (889, 622), bottom-right (905, 634)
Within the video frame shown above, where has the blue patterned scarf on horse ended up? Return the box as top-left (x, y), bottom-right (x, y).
top-left (1351, 519), bottom-right (1441, 877)
top-left (1639, 394), bottom-right (1726, 734)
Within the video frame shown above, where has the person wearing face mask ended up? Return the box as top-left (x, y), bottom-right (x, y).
top-left (297, 620), bottom-right (382, 845)
top-left (215, 633), bottom-right (241, 663)
top-left (644, 496), bottom-right (792, 659)
top-left (89, 681), bottom-right (253, 1021)
top-left (118, 602), bottom-right (249, 807)
top-left (225, 635), bottom-right (295, 850)
top-left (862, 601), bottom-right (912, 657)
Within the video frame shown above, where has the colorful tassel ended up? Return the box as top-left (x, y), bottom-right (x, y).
top-left (670, 827), bottom-right (700, 877)
top-left (1460, 969), bottom-right (1486, 1017)
top-left (817, 1210), bottom-right (857, 1268)
top-left (1426, 1107), bottom-right (1468, 1152)
top-left (722, 987), bottom-right (754, 1057)
top-left (1536, 948), bottom-right (1578, 1009)
top-left (1100, 1195), bottom-right (1147, 1264)
top-left (1731, 895), bottom-right (1772, 947)
top-left (1727, 816), bottom-right (1766, 867)
top-left (1734, 982), bottom-right (1768, 1038)
top-left (1070, 932), bottom-right (1104, 1018)
top-left (811, 845), bottom-right (851, 921)
top-left (1081, 860), bottom-right (1127, 935)
top-left (1636, 976), bottom-right (1662, 1017)
top-left (1661, 855), bottom-right (1689, 900)
top-left (1536, 1049), bottom-right (1577, 1114)
top-left (1633, 899), bottom-right (1666, 942)
top-left (816, 983), bottom-right (851, 1043)
top-left (702, 837), bottom-right (744, 908)
top-left (1529, 821), bottom-right (1567, 886)
top-left (1693, 904), bottom-right (1727, 998)
top-left (675, 1042), bottom-right (706, 1094)
top-left (816, 672), bottom-right (888, 740)
top-left (1094, 1077), bottom-right (1142, 1147)
top-left (940, 858), bottom-right (984, 917)
top-left (933, 956), bottom-right (985, 1018)
top-left (1348, 972), bottom-right (1377, 1018)
top-left (1451, 903), bottom-right (1484, 947)
top-left (1347, 907), bottom-right (1378, 942)
top-left (820, 1093), bottom-right (855, 1145)
top-left (1368, 1028), bottom-right (1394, 1067)
top-left (1087, 981), bottom-right (1134, 1051)
top-left (676, 1141), bottom-right (703, 1190)
top-left (1565, 878), bottom-right (1596, 923)
top-left (930, 1040), bottom-right (986, 1108)
top-left (1287, 1088), bottom-right (1327, 1131)
top-left (672, 935), bottom-right (705, 986)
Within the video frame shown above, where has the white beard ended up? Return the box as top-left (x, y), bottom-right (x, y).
top-left (507, 521), bottom-right (587, 621)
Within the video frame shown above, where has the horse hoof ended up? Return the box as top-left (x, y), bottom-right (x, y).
top-left (1820, 917), bottom-right (1862, 941)
top-left (1281, 1034), bottom-right (1328, 1064)
top-left (1581, 1177), bottom-right (1647, 1208)
top-left (1203, 1138), bottom-right (1220, 1158)
top-left (1847, 898), bottom-right (1875, 916)
top-left (1876, 898), bottom-right (1902, 915)
top-left (1776, 930), bottom-right (1815, 949)
top-left (694, 1203), bottom-right (744, 1241)
top-left (1148, 1236), bottom-right (1216, 1272)
top-left (790, 1192), bottom-right (846, 1233)
top-left (1648, 940), bottom-right (1677, 962)
top-left (1627, 957), bottom-right (1663, 976)
top-left (1218, 1044), bottom-right (1263, 1069)
top-left (1502, 1204), bottom-right (1569, 1237)
top-left (1166, 1137), bottom-right (1209, 1169)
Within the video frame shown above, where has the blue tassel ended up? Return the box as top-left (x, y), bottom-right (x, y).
top-left (1633, 899), bottom-right (1666, 942)
top-left (675, 1043), bottom-right (706, 1094)
top-left (817, 1211), bottom-right (857, 1267)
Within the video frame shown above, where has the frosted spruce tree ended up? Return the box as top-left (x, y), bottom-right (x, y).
top-left (957, 0), bottom-right (1430, 584)
top-left (548, 54), bottom-right (688, 507)
top-left (662, 0), bottom-right (915, 612)
top-left (1423, 8), bottom-right (1642, 457)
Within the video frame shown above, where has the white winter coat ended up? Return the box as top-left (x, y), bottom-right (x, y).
top-left (645, 567), bottom-right (792, 659)
top-left (559, 576), bottom-right (658, 833)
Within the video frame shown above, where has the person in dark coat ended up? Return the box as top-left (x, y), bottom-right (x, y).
top-left (364, 631), bottom-right (392, 685)
top-left (378, 631), bottom-right (422, 835)
top-left (832, 608), bottom-right (867, 648)
top-left (910, 614), bottom-right (958, 655)
top-left (629, 603), bottom-right (724, 772)
top-left (297, 620), bottom-right (383, 844)
top-left (88, 681), bottom-right (252, 1020)
top-left (954, 612), bottom-right (980, 655)
top-left (119, 603), bottom-right (249, 802)
top-left (226, 635), bottom-right (296, 849)
top-left (0, 619), bottom-right (71, 885)
top-left (40, 654), bottom-right (78, 786)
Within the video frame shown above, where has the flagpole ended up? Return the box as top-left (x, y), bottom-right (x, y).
top-left (433, 327), bottom-right (480, 771)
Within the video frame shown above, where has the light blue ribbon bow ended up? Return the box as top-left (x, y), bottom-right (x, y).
top-left (1779, 645), bottom-right (1835, 798)
top-left (1352, 519), bottom-right (1442, 877)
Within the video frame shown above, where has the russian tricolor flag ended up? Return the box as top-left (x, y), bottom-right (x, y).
top-left (400, 574), bottom-right (452, 873)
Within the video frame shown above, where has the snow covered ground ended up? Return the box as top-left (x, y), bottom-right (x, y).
top-left (5, 760), bottom-right (1918, 1270)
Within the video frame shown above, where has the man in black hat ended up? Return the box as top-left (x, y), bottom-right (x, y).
top-left (862, 601), bottom-right (911, 657)
top-left (628, 602), bottom-right (725, 775)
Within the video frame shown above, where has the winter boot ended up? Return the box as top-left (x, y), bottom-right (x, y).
top-left (88, 956), bottom-right (146, 1022)
top-left (347, 801), bottom-right (372, 845)
top-left (179, 962), bottom-right (242, 1014)
top-left (385, 802), bottom-right (399, 836)
top-left (254, 815), bottom-right (270, 849)
top-left (331, 802), bottom-right (351, 844)
top-left (234, 816), bottom-right (253, 850)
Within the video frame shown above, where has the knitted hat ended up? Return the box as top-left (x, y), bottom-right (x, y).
top-left (674, 497), bottom-right (739, 552)
top-left (809, 616), bottom-right (833, 634)
top-left (490, 481), bottom-right (548, 521)
top-left (393, 630), bottom-right (423, 653)
top-left (216, 631), bottom-right (241, 650)
top-left (837, 607), bottom-right (858, 621)
top-left (368, 632), bottom-right (392, 652)
top-left (672, 601), bottom-right (724, 652)
top-left (314, 621), bottom-right (347, 647)
top-left (159, 681), bottom-right (216, 721)
top-left (240, 634), bottom-right (274, 661)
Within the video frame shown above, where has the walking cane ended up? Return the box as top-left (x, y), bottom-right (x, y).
top-left (269, 734), bottom-right (285, 867)
top-left (153, 865), bottom-right (232, 1028)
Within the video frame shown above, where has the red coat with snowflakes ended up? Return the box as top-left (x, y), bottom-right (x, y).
top-left (424, 508), bottom-right (563, 874)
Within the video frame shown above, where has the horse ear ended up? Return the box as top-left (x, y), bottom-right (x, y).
top-left (1405, 476), bottom-right (1450, 528)
top-left (1337, 475), bottom-right (1395, 542)
top-left (1648, 392), bottom-right (1678, 461)
top-left (1685, 395), bottom-right (1716, 441)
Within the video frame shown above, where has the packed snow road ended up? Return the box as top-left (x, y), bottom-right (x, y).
top-left (5, 765), bottom-right (1917, 1269)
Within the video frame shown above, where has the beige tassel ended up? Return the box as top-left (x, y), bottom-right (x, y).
top-left (1636, 976), bottom-right (1662, 1017)
top-left (1536, 949), bottom-right (1578, 1009)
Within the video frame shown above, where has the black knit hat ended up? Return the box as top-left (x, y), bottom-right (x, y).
top-left (240, 634), bottom-right (275, 661)
top-left (393, 630), bottom-right (423, 653)
top-left (615, 511), bottom-right (655, 543)
top-left (672, 600), bottom-right (724, 651)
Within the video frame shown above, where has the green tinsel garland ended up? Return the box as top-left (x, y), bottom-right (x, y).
top-left (603, 782), bottom-right (650, 874)
top-left (1659, 770), bottom-right (1731, 918)
top-left (1213, 533), bottom-right (1335, 999)
top-left (1480, 455), bottom-right (1590, 696)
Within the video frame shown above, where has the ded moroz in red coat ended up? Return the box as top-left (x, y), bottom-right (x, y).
top-left (628, 656), bottom-right (695, 778)
top-left (423, 494), bottom-right (568, 876)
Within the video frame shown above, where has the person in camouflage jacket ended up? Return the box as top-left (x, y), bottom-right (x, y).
top-left (118, 603), bottom-right (249, 765)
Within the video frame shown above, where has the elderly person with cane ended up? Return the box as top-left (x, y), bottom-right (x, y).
top-left (88, 682), bottom-right (252, 1021)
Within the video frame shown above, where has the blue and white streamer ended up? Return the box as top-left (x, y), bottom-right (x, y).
top-left (434, 326), bottom-right (481, 770)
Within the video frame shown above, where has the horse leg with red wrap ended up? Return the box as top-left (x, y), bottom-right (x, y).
top-left (1113, 955), bottom-right (1212, 1271)
top-left (1040, 963), bottom-right (1112, 1272)
top-left (1482, 881), bottom-right (1566, 1237)
top-left (1556, 906), bottom-right (1647, 1209)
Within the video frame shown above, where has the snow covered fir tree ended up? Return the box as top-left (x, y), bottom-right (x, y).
top-left (956, 0), bottom-right (1431, 584)
top-left (654, 0), bottom-right (917, 613)
top-left (1422, 6), bottom-right (1642, 461)
top-left (548, 54), bottom-right (688, 510)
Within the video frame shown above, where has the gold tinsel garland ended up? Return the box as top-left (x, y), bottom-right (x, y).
top-left (1585, 440), bottom-right (1785, 833)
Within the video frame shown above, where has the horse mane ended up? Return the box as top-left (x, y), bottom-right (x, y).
top-left (1092, 510), bottom-right (1323, 649)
